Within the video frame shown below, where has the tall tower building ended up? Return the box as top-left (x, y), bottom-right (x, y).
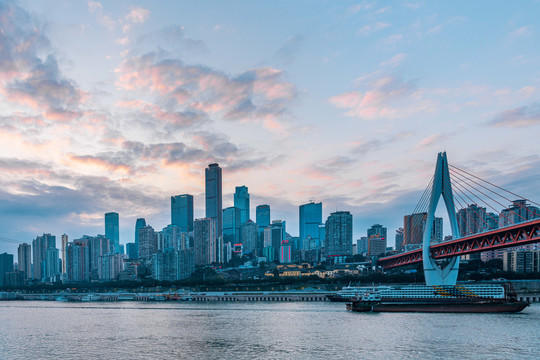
top-left (61, 234), bottom-right (68, 274)
top-left (18, 243), bottom-right (32, 280)
top-left (105, 212), bottom-right (120, 253)
top-left (171, 194), bottom-right (194, 232)
top-left (234, 186), bottom-right (250, 224)
top-left (324, 211), bottom-right (353, 258)
top-left (299, 202), bottom-right (322, 250)
top-left (194, 217), bottom-right (216, 265)
top-left (134, 218), bottom-right (146, 258)
top-left (66, 240), bottom-right (90, 282)
top-left (32, 233), bottom-right (56, 281)
top-left (256, 204), bottom-right (271, 229)
top-left (205, 163), bottom-right (223, 237)
top-left (403, 213), bottom-right (427, 248)
top-left (223, 206), bottom-right (241, 244)
top-left (138, 225), bottom-right (157, 261)
top-left (457, 204), bottom-right (487, 236)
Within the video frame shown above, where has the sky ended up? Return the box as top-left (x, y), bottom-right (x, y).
top-left (1, 0), bottom-right (540, 255)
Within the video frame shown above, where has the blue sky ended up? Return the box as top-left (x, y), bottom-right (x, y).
top-left (1, 0), bottom-right (540, 255)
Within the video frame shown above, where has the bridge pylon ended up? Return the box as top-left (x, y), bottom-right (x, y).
top-left (423, 152), bottom-right (460, 285)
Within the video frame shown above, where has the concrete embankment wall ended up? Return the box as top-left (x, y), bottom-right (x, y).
top-left (191, 293), bottom-right (329, 302)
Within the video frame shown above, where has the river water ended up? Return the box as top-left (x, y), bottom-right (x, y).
top-left (0, 301), bottom-right (538, 359)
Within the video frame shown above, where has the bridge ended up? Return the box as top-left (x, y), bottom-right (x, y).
top-left (379, 217), bottom-right (540, 269)
top-left (377, 152), bottom-right (540, 284)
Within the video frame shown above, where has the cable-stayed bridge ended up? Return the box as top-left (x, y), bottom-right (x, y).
top-left (378, 152), bottom-right (540, 283)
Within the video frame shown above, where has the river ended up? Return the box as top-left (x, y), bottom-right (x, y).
top-left (0, 301), bottom-right (538, 359)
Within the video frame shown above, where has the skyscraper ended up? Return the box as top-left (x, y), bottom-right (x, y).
top-left (256, 204), bottom-right (271, 229)
top-left (105, 212), bottom-right (120, 253)
top-left (138, 225), bottom-right (157, 261)
top-left (66, 240), bottom-right (90, 282)
top-left (223, 206), bottom-right (241, 244)
top-left (32, 233), bottom-right (56, 281)
top-left (403, 213), bottom-right (427, 248)
top-left (324, 211), bottom-right (353, 258)
top-left (234, 186), bottom-right (250, 224)
top-left (18, 243), bottom-right (32, 280)
top-left (271, 220), bottom-right (285, 259)
top-left (135, 218), bottom-right (146, 258)
top-left (205, 163), bottom-right (222, 237)
top-left (299, 201), bottom-right (322, 250)
top-left (241, 220), bottom-right (258, 253)
top-left (171, 194), bottom-right (194, 232)
top-left (194, 217), bottom-right (216, 265)
top-left (61, 234), bottom-right (68, 274)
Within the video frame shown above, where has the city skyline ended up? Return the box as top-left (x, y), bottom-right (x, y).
top-left (1, 1), bottom-right (540, 255)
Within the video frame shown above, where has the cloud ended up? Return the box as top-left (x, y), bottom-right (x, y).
top-left (508, 25), bottom-right (533, 39)
top-left (274, 35), bottom-right (305, 64)
top-left (0, 2), bottom-right (82, 120)
top-left (490, 104), bottom-right (540, 127)
top-left (114, 52), bottom-right (297, 126)
top-left (125, 7), bottom-right (150, 24)
top-left (380, 53), bottom-right (406, 68)
top-left (329, 74), bottom-right (419, 119)
top-left (87, 2), bottom-right (150, 33)
top-left (358, 22), bottom-right (391, 36)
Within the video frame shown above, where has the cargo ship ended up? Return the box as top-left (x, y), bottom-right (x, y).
top-left (345, 283), bottom-right (529, 313)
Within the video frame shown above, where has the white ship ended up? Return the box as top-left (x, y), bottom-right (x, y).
top-left (327, 282), bottom-right (508, 302)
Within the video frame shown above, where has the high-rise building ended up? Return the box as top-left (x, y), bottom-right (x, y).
top-left (134, 218), bottom-right (146, 258)
top-left (279, 240), bottom-right (292, 263)
top-left (403, 213), bottom-right (442, 248)
top-left (171, 194), bottom-right (194, 232)
top-left (457, 204), bottom-right (487, 236)
top-left (61, 234), bottom-right (68, 274)
top-left (367, 224), bottom-right (387, 239)
top-left (403, 213), bottom-right (427, 248)
top-left (0, 252), bottom-right (14, 287)
top-left (357, 237), bottom-right (369, 255)
top-left (367, 236), bottom-right (387, 257)
top-left (395, 228), bottom-right (404, 251)
top-left (126, 243), bottom-right (138, 260)
top-left (324, 211), bottom-right (353, 258)
top-left (223, 206), bottom-right (241, 244)
top-left (234, 186), bottom-right (250, 224)
top-left (98, 253), bottom-right (125, 281)
top-left (44, 248), bottom-right (60, 279)
top-left (256, 204), bottom-right (271, 229)
top-left (194, 217), bottom-right (216, 265)
top-left (271, 220), bottom-right (285, 259)
top-left (32, 233), bottom-right (56, 281)
top-left (205, 163), bottom-right (223, 237)
top-left (105, 212), bottom-right (120, 253)
top-left (299, 202), bottom-right (322, 250)
top-left (89, 235), bottom-right (110, 275)
top-left (431, 217), bottom-right (443, 243)
top-left (241, 220), bottom-right (258, 253)
top-left (18, 243), bottom-right (32, 280)
top-left (138, 225), bottom-right (157, 261)
top-left (66, 240), bottom-right (90, 282)
top-left (499, 200), bottom-right (540, 227)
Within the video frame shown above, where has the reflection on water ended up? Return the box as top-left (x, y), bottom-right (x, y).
top-left (0, 301), bottom-right (538, 359)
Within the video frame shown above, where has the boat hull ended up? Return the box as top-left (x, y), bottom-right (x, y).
top-left (347, 299), bottom-right (529, 313)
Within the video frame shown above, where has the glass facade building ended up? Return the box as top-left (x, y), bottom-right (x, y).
top-left (205, 163), bottom-right (223, 237)
top-left (234, 186), bottom-right (250, 224)
top-left (105, 212), bottom-right (120, 253)
top-left (171, 194), bottom-right (194, 232)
